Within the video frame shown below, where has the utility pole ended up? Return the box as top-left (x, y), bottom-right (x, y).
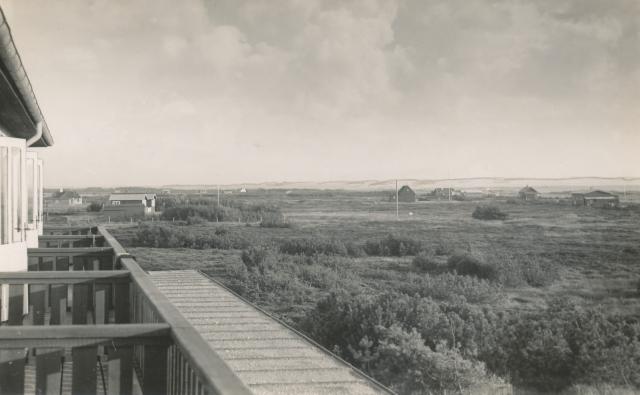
top-left (396, 179), bottom-right (399, 219)
top-left (217, 185), bottom-right (220, 206)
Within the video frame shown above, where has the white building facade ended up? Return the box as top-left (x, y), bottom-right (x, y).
top-left (0, 8), bottom-right (54, 321)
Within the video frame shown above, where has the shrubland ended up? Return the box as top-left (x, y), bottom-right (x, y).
top-left (112, 193), bottom-right (640, 394)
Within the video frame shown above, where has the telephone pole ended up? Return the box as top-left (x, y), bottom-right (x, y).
top-left (396, 179), bottom-right (399, 219)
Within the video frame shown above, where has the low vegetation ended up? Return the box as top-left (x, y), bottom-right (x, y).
top-left (86, 202), bottom-right (103, 212)
top-left (110, 191), bottom-right (640, 394)
top-left (134, 224), bottom-right (249, 249)
top-left (472, 205), bottom-right (508, 220)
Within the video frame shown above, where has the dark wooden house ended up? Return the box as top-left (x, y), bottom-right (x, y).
top-left (572, 190), bottom-right (619, 208)
top-left (518, 186), bottom-right (539, 201)
top-left (391, 185), bottom-right (416, 203)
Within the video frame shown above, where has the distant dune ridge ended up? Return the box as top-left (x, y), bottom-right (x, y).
top-left (162, 177), bottom-right (640, 193)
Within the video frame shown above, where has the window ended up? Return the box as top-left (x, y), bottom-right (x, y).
top-left (0, 137), bottom-right (26, 245)
top-left (12, 147), bottom-right (22, 241)
top-left (37, 159), bottom-right (43, 225)
top-left (0, 147), bottom-right (8, 244)
top-left (26, 156), bottom-right (34, 224)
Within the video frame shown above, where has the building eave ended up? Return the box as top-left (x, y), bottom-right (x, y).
top-left (0, 7), bottom-right (53, 147)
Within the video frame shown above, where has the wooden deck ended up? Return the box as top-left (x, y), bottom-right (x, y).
top-left (149, 270), bottom-right (387, 395)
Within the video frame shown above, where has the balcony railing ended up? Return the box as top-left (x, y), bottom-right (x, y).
top-left (0, 225), bottom-right (252, 395)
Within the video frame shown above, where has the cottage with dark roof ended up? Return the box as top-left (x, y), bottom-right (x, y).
top-left (390, 185), bottom-right (416, 202)
top-left (518, 186), bottom-right (539, 201)
top-left (572, 190), bottom-right (619, 208)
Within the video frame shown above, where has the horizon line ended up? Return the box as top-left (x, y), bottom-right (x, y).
top-left (46, 175), bottom-right (640, 189)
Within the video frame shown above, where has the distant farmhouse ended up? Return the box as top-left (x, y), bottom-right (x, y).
top-left (103, 193), bottom-right (157, 218)
top-left (572, 190), bottom-right (619, 208)
top-left (390, 185), bottom-right (416, 202)
top-left (518, 186), bottom-right (539, 201)
top-left (46, 189), bottom-right (83, 207)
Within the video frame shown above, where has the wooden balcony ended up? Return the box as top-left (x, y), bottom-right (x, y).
top-left (0, 225), bottom-right (252, 395)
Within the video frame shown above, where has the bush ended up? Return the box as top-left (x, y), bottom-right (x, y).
top-left (502, 300), bottom-right (640, 391)
top-left (363, 234), bottom-right (424, 256)
top-left (412, 253), bottom-right (444, 273)
top-left (161, 203), bottom-right (286, 223)
top-left (279, 238), bottom-right (361, 257)
top-left (372, 326), bottom-right (487, 394)
top-left (186, 215), bottom-right (206, 225)
top-left (87, 202), bottom-right (103, 212)
top-left (447, 254), bottom-right (499, 281)
top-left (399, 272), bottom-right (502, 304)
top-left (260, 211), bottom-right (292, 228)
top-left (134, 224), bottom-right (249, 249)
top-left (241, 247), bottom-right (272, 270)
top-left (472, 205), bottom-right (508, 220)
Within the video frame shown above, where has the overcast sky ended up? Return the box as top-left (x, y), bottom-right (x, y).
top-left (2, 0), bottom-right (639, 187)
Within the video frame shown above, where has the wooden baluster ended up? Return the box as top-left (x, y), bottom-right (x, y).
top-left (72, 283), bottom-right (90, 325)
top-left (49, 283), bottom-right (67, 325)
top-left (35, 348), bottom-right (63, 394)
top-left (181, 353), bottom-right (187, 395)
top-left (72, 346), bottom-right (97, 395)
top-left (0, 348), bottom-right (26, 394)
top-left (8, 284), bottom-right (24, 325)
top-left (114, 281), bottom-right (130, 324)
top-left (94, 282), bottom-right (108, 324)
top-left (52, 256), bottom-right (70, 325)
top-left (190, 368), bottom-right (197, 395)
top-left (107, 345), bottom-right (133, 395)
top-left (30, 284), bottom-right (47, 325)
top-left (142, 344), bottom-right (168, 395)
top-left (168, 346), bottom-right (175, 395)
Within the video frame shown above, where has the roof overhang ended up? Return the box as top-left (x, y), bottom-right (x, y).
top-left (0, 7), bottom-right (53, 147)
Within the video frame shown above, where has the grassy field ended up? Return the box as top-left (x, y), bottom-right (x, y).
top-left (110, 192), bottom-right (640, 316)
top-left (57, 190), bottom-right (640, 393)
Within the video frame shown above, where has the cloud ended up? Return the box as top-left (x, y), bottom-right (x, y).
top-left (3, 0), bottom-right (639, 186)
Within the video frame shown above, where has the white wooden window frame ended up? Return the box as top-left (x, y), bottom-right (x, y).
top-left (26, 151), bottom-right (38, 229)
top-left (0, 136), bottom-right (27, 245)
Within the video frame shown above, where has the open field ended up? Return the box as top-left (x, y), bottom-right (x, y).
top-left (109, 192), bottom-right (640, 315)
top-left (56, 189), bottom-right (640, 393)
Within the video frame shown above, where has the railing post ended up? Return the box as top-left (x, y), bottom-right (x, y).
top-left (35, 348), bottom-right (63, 393)
top-left (72, 346), bottom-right (97, 394)
top-left (142, 344), bottom-right (169, 395)
top-left (30, 284), bottom-right (46, 325)
top-left (8, 284), bottom-right (24, 325)
top-left (107, 345), bottom-right (133, 395)
top-left (0, 348), bottom-right (26, 394)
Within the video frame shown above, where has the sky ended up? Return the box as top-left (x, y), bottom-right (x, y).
top-left (1, 0), bottom-right (639, 187)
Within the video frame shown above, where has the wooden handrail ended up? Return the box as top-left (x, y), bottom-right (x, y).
top-left (0, 270), bottom-right (130, 284)
top-left (27, 247), bottom-right (113, 257)
top-left (39, 234), bottom-right (105, 241)
top-left (98, 225), bottom-right (253, 395)
top-left (43, 225), bottom-right (97, 232)
top-left (0, 323), bottom-right (171, 348)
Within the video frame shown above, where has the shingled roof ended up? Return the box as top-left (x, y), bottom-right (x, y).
top-left (519, 186), bottom-right (538, 194)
